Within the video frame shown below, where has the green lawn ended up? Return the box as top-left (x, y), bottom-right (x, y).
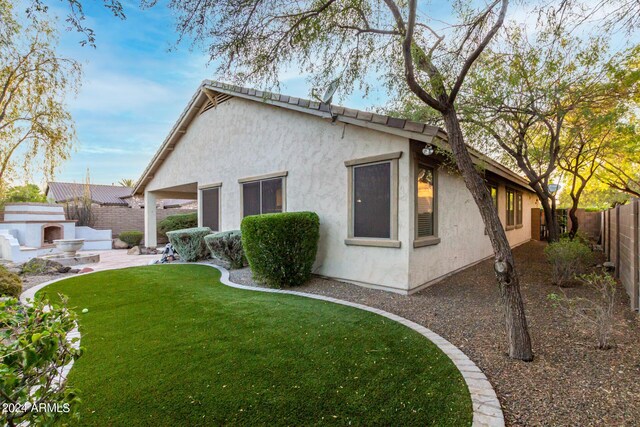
top-left (40, 265), bottom-right (471, 426)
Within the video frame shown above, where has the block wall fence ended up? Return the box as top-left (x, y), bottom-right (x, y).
top-left (602, 199), bottom-right (640, 311)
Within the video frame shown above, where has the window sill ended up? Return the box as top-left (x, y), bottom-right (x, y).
top-left (506, 225), bottom-right (515, 231)
top-left (516, 224), bottom-right (523, 229)
top-left (413, 236), bottom-right (441, 248)
top-left (344, 238), bottom-right (401, 248)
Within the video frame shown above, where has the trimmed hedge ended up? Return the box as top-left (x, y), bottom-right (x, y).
top-left (119, 230), bottom-right (143, 247)
top-left (166, 227), bottom-right (212, 262)
top-left (204, 230), bottom-right (246, 269)
top-left (158, 213), bottom-right (198, 237)
top-left (241, 212), bottom-right (319, 288)
top-left (0, 265), bottom-right (22, 297)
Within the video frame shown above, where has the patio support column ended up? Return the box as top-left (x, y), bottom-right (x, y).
top-left (144, 191), bottom-right (157, 249)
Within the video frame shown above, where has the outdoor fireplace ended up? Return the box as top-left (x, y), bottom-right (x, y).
top-left (42, 224), bottom-right (63, 246)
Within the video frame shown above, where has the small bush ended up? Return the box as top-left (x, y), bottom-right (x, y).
top-left (0, 265), bottom-right (22, 297)
top-left (548, 273), bottom-right (617, 349)
top-left (166, 227), bottom-right (212, 262)
top-left (119, 230), bottom-right (143, 248)
top-left (158, 213), bottom-right (198, 237)
top-left (559, 230), bottom-right (591, 246)
top-left (0, 296), bottom-right (82, 425)
top-left (544, 238), bottom-right (593, 286)
top-left (204, 230), bottom-right (246, 269)
top-left (241, 212), bottom-right (320, 288)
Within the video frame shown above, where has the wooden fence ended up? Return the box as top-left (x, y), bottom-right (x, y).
top-left (602, 199), bottom-right (640, 310)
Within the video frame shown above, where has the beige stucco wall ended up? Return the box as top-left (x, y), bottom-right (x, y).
top-left (145, 96), bottom-right (536, 293)
top-left (408, 171), bottom-right (537, 291)
top-left (146, 97), bottom-right (413, 291)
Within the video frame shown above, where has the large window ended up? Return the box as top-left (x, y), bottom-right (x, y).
top-left (506, 188), bottom-right (523, 228)
top-left (201, 186), bottom-right (220, 231)
top-left (241, 177), bottom-right (284, 217)
top-left (345, 152), bottom-right (400, 248)
top-left (416, 165), bottom-right (435, 238)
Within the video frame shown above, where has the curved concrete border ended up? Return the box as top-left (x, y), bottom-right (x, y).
top-left (201, 263), bottom-right (504, 427)
top-left (20, 263), bottom-right (504, 427)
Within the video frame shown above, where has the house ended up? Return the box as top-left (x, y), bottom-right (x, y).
top-left (133, 80), bottom-right (538, 294)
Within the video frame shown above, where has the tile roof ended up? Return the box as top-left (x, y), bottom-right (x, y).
top-left (134, 80), bottom-right (531, 194)
top-left (47, 182), bottom-right (132, 206)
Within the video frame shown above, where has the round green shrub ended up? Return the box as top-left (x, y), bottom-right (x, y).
top-left (204, 230), bottom-right (246, 269)
top-left (0, 265), bottom-right (22, 297)
top-left (166, 227), bottom-right (212, 262)
top-left (544, 238), bottom-right (594, 286)
top-left (241, 212), bottom-right (320, 288)
top-left (119, 230), bottom-right (143, 248)
top-left (158, 213), bottom-right (198, 237)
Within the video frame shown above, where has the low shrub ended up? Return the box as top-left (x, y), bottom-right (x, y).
top-left (204, 230), bottom-right (246, 269)
top-left (158, 213), bottom-right (198, 237)
top-left (0, 296), bottom-right (82, 425)
top-left (548, 273), bottom-right (617, 349)
top-left (0, 265), bottom-right (22, 297)
top-left (544, 238), bottom-right (593, 286)
top-left (118, 230), bottom-right (143, 248)
top-left (241, 212), bottom-right (319, 288)
top-left (559, 230), bottom-right (591, 246)
top-left (166, 227), bottom-right (212, 262)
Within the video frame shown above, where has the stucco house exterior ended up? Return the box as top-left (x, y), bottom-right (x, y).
top-left (134, 80), bottom-right (538, 294)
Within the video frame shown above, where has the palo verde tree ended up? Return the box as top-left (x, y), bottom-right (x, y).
top-left (151, 0), bottom-right (534, 360)
top-left (0, 1), bottom-right (80, 192)
top-left (460, 11), bottom-right (634, 242)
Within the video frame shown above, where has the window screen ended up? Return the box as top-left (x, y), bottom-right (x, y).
top-left (416, 165), bottom-right (435, 237)
top-left (353, 162), bottom-right (391, 238)
top-left (261, 178), bottom-right (283, 214)
top-left (506, 189), bottom-right (515, 226)
top-left (201, 187), bottom-right (219, 231)
top-left (242, 181), bottom-right (261, 217)
top-left (516, 192), bottom-right (523, 225)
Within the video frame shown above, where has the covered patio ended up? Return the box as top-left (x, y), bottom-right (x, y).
top-left (143, 182), bottom-right (198, 248)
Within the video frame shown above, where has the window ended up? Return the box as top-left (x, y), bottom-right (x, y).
top-left (416, 165), bottom-right (435, 238)
top-left (345, 152), bottom-right (401, 248)
top-left (239, 172), bottom-right (286, 217)
top-left (488, 184), bottom-right (498, 209)
top-left (201, 186), bottom-right (220, 231)
top-left (506, 188), bottom-right (523, 228)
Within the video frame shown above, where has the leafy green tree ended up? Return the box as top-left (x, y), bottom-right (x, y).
top-left (0, 183), bottom-right (47, 206)
top-left (0, 1), bottom-right (80, 191)
top-left (153, 0), bottom-right (533, 360)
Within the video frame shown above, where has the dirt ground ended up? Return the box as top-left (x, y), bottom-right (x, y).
top-left (231, 241), bottom-right (640, 426)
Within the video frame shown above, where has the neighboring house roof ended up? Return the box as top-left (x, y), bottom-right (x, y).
top-left (46, 182), bottom-right (195, 208)
top-left (133, 80), bottom-right (532, 195)
top-left (47, 182), bottom-right (132, 206)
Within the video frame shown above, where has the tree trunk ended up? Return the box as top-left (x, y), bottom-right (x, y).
top-left (568, 202), bottom-right (579, 238)
top-left (443, 109), bottom-right (533, 361)
top-left (539, 196), bottom-right (560, 242)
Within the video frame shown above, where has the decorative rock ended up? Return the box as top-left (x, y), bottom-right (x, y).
top-left (140, 247), bottom-right (157, 255)
top-left (69, 269), bottom-right (80, 274)
top-left (127, 246), bottom-right (141, 255)
top-left (113, 238), bottom-right (129, 249)
top-left (22, 258), bottom-right (66, 276)
top-left (58, 266), bottom-right (72, 273)
top-left (79, 267), bottom-right (94, 273)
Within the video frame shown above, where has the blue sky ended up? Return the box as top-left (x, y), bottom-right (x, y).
top-left (48, 1), bottom-right (389, 186)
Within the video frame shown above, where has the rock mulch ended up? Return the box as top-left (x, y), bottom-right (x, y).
top-left (229, 241), bottom-right (640, 426)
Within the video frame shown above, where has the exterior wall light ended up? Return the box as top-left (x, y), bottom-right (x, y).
top-left (422, 144), bottom-right (434, 156)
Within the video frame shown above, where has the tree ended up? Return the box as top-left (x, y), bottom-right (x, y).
top-left (0, 183), bottom-right (47, 206)
top-left (0, 2), bottom-right (80, 191)
top-left (155, 0), bottom-right (533, 360)
top-left (118, 178), bottom-right (135, 187)
top-left (558, 105), bottom-right (638, 236)
top-left (459, 14), bottom-right (636, 242)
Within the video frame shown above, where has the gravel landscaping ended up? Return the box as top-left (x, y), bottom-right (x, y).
top-left (229, 241), bottom-right (640, 426)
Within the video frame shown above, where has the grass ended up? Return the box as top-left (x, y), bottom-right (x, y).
top-left (40, 265), bottom-right (472, 426)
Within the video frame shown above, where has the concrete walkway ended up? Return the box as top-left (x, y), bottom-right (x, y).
top-left (74, 249), bottom-right (161, 271)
